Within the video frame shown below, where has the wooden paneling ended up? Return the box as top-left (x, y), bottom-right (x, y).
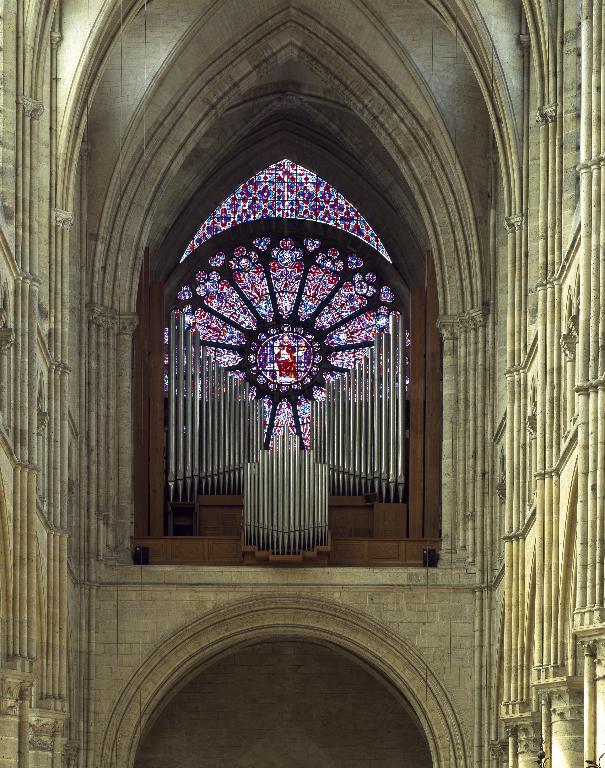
top-left (328, 496), bottom-right (372, 537)
top-left (131, 535), bottom-right (441, 567)
top-left (373, 503), bottom-right (407, 538)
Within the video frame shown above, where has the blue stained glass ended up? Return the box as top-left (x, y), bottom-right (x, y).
top-left (177, 285), bottom-right (192, 301)
top-left (253, 236), bottom-right (271, 251)
top-left (196, 271), bottom-right (257, 329)
top-left (180, 159), bottom-right (390, 262)
top-left (329, 348), bottom-right (371, 368)
top-left (315, 282), bottom-right (367, 330)
top-left (348, 254), bottom-right (363, 269)
top-left (380, 286), bottom-right (395, 302)
top-left (297, 396), bottom-right (311, 449)
top-left (304, 238), bottom-right (321, 252)
top-left (316, 248), bottom-right (344, 273)
top-left (209, 252), bottom-right (226, 267)
top-left (192, 309), bottom-right (246, 346)
top-left (312, 386), bottom-right (326, 401)
top-left (325, 311), bottom-right (380, 347)
top-left (270, 240), bottom-right (304, 317)
top-left (298, 265), bottom-right (340, 321)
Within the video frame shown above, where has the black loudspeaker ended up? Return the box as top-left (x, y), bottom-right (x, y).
top-left (132, 546), bottom-right (149, 565)
top-left (423, 548), bottom-right (439, 568)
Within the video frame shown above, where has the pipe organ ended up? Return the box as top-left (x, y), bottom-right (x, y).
top-left (167, 309), bottom-right (407, 553)
top-left (322, 313), bottom-right (407, 502)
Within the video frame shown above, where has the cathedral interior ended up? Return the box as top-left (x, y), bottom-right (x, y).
top-left (0, 0), bottom-right (604, 766)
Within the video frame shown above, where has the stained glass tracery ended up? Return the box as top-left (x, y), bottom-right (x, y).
top-left (173, 234), bottom-right (398, 446)
top-left (181, 159), bottom-right (390, 262)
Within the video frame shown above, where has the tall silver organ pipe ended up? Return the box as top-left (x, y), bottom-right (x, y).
top-left (168, 310), bottom-right (251, 501)
top-left (244, 429), bottom-right (329, 554)
top-left (323, 314), bottom-right (407, 502)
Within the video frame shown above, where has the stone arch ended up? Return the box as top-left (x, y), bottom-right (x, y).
top-left (88, 12), bottom-right (481, 318)
top-left (100, 595), bottom-right (469, 768)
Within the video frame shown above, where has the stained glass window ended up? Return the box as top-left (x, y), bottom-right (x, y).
top-left (180, 159), bottom-right (390, 262)
top-left (173, 234), bottom-right (399, 447)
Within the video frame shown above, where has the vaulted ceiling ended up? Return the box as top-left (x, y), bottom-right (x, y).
top-left (56, 0), bottom-right (525, 314)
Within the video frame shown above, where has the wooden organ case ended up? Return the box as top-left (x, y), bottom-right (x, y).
top-left (132, 248), bottom-right (442, 566)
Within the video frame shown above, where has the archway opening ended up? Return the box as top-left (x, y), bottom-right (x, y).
top-left (133, 639), bottom-right (432, 768)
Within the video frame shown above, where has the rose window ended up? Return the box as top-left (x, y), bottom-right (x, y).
top-left (170, 233), bottom-right (397, 447)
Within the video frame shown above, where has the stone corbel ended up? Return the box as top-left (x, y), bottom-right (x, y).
top-left (526, 413), bottom-right (537, 437)
top-left (88, 304), bottom-right (118, 330)
top-left (489, 738), bottom-right (509, 763)
top-left (560, 332), bottom-right (578, 360)
top-left (436, 315), bottom-right (458, 341)
top-left (37, 409), bottom-right (49, 435)
top-left (549, 687), bottom-right (583, 722)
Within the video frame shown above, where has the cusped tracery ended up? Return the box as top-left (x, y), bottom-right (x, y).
top-left (180, 159), bottom-right (390, 263)
top-left (172, 234), bottom-right (397, 446)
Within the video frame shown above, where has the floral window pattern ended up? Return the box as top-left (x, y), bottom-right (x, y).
top-left (172, 234), bottom-right (398, 447)
top-left (180, 159), bottom-right (390, 263)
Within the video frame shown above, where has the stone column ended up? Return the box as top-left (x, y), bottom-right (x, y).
top-left (436, 316), bottom-right (458, 555)
top-left (28, 714), bottom-right (60, 768)
top-left (550, 688), bottom-right (584, 767)
top-left (596, 640), bottom-right (605, 759)
top-left (516, 722), bottom-right (542, 768)
top-left (0, 326), bottom-right (14, 430)
top-left (0, 676), bottom-right (25, 768)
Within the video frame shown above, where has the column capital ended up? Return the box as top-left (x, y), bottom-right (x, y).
top-left (29, 715), bottom-right (61, 752)
top-left (560, 332), bottom-right (578, 360)
top-left (536, 103), bottom-right (557, 124)
top-left (436, 315), bottom-right (458, 340)
top-left (0, 675), bottom-right (28, 715)
top-left (50, 30), bottom-right (63, 48)
top-left (53, 208), bottom-right (74, 230)
top-left (88, 303), bottom-right (118, 329)
top-left (118, 313), bottom-right (138, 336)
top-left (19, 95), bottom-right (44, 119)
top-left (550, 687), bottom-right (583, 722)
top-left (0, 326), bottom-right (15, 352)
top-left (504, 213), bottom-right (523, 232)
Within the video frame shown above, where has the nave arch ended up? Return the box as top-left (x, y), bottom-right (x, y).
top-left (100, 596), bottom-right (469, 768)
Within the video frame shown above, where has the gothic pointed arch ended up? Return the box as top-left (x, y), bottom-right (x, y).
top-left (180, 158), bottom-right (390, 262)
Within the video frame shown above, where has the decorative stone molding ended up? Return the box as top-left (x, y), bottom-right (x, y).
top-left (560, 332), bottom-right (578, 360)
top-left (53, 208), bottom-right (74, 230)
top-left (50, 30), bottom-right (63, 48)
top-left (118, 314), bottom-right (139, 336)
top-left (504, 214), bottom-right (523, 233)
top-left (19, 95), bottom-right (44, 119)
top-left (526, 413), bottom-right (537, 436)
top-left (29, 716), bottom-right (59, 751)
top-left (0, 326), bottom-right (15, 352)
top-left (536, 103), bottom-right (557, 124)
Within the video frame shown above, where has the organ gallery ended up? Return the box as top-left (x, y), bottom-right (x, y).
top-left (1, 1), bottom-right (605, 767)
